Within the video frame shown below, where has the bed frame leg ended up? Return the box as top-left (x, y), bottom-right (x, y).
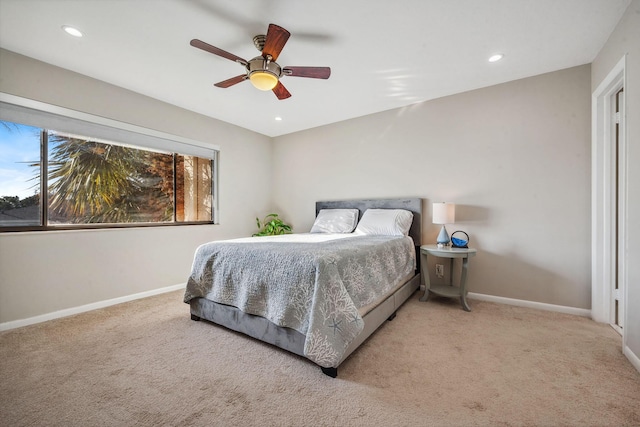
top-left (387, 312), bottom-right (397, 321)
top-left (321, 367), bottom-right (338, 378)
top-left (190, 313), bottom-right (201, 321)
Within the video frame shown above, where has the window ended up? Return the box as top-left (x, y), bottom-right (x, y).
top-left (0, 95), bottom-right (217, 231)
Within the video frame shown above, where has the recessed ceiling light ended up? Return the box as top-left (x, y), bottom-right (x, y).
top-left (62, 25), bottom-right (83, 38)
top-left (488, 53), bottom-right (504, 63)
top-left (275, 117), bottom-right (282, 121)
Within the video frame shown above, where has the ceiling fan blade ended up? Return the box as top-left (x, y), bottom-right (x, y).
top-left (262, 24), bottom-right (290, 62)
top-left (214, 74), bottom-right (248, 88)
top-left (190, 39), bottom-right (247, 64)
top-left (283, 66), bottom-right (331, 79)
top-left (272, 81), bottom-right (292, 100)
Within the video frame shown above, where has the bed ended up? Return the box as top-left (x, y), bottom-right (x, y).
top-left (184, 198), bottom-right (422, 377)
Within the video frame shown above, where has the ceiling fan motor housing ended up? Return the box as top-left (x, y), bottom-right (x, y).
top-left (247, 56), bottom-right (282, 78)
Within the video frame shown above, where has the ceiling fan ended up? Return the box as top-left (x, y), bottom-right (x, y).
top-left (190, 23), bottom-right (331, 100)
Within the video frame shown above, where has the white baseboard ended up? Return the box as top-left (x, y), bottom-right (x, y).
top-left (467, 292), bottom-right (592, 317)
top-left (623, 345), bottom-right (640, 374)
top-left (0, 283), bottom-right (186, 332)
top-left (0, 287), bottom-right (594, 332)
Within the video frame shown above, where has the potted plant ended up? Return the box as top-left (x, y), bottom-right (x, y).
top-left (253, 213), bottom-right (292, 236)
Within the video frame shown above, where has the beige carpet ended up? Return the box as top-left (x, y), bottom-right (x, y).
top-left (1, 290), bottom-right (639, 427)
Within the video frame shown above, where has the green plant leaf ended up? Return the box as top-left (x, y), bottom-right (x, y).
top-left (253, 212), bottom-right (292, 236)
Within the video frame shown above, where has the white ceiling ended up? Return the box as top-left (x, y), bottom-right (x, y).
top-left (0, 0), bottom-right (631, 137)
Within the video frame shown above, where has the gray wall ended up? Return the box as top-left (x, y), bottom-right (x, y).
top-left (272, 64), bottom-right (592, 309)
top-left (592, 0), bottom-right (640, 365)
top-left (0, 49), bottom-right (273, 324)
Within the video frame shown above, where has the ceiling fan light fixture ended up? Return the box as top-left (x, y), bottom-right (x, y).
top-left (249, 71), bottom-right (279, 91)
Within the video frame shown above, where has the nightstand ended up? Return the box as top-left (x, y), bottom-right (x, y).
top-left (419, 244), bottom-right (477, 311)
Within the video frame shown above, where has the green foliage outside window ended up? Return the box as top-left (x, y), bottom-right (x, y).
top-left (47, 135), bottom-right (174, 224)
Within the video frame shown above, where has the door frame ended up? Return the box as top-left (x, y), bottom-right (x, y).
top-left (591, 55), bottom-right (627, 334)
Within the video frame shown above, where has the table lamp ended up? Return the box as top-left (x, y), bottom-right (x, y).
top-left (433, 202), bottom-right (455, 247)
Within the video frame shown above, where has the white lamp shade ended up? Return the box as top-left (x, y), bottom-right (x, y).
top-left (432, 202), bottom-right (455, 224)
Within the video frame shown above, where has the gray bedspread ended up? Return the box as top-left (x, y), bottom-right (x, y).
top-left (184, 234), bottom-right (416, 367)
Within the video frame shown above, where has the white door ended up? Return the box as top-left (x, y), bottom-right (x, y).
top-left (592, 56), bottom-right (626, 332)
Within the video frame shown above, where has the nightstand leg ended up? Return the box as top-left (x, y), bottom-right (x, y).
top-left (420, 252), bottom-right (430, 302)
top-left (460, 257), bottom-right (471, 311)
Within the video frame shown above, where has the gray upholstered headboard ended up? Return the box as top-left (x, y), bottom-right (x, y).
top-left (315, 198), bottom-right (422, 247)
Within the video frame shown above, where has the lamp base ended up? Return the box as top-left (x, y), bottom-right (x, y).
top-left (436, 225), bottom-right (450, 246)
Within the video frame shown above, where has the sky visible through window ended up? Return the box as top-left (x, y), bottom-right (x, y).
top-left (0, 122), bottom-right (41, 199)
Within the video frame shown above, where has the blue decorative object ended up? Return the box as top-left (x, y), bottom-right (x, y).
top-left (451, 231), bottom-right (469, 248)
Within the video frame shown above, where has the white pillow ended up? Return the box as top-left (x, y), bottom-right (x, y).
top-left (354, 209), bottom-right (413, 236)
top-left (310, 209), bottom-right (359, 233)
